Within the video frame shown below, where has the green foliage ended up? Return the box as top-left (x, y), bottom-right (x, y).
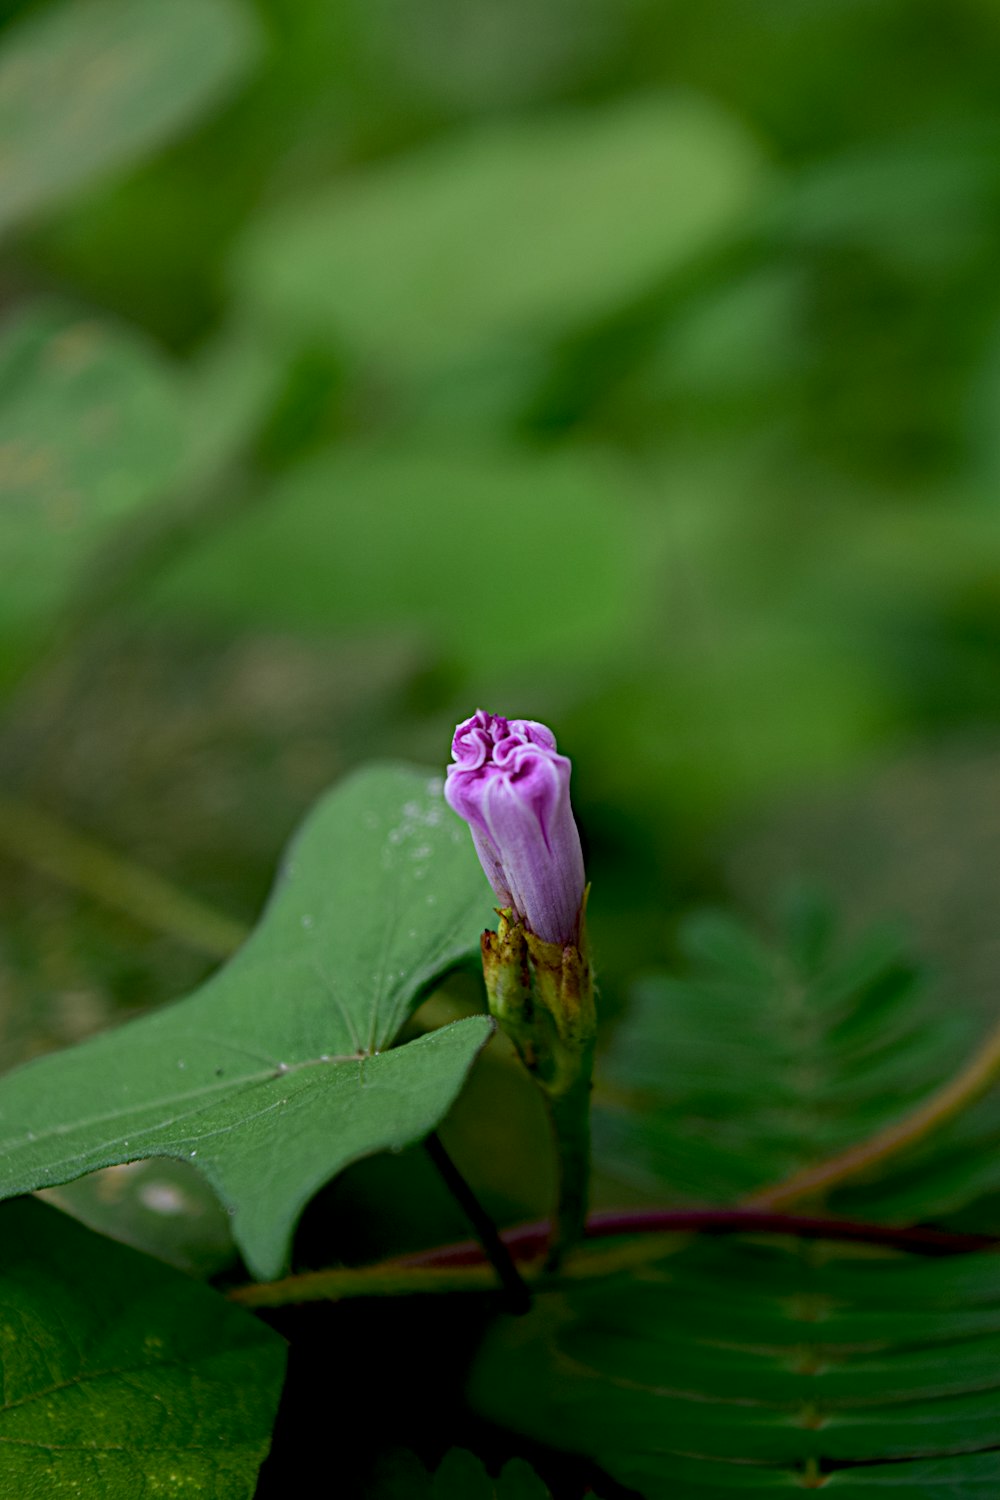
top-left (773, 133), bottom-right (1000, 272)
top-left (593, 901), bottom-right (971, 1205)
top-left (233, 93), bottom-right (769, 377)
top-left (0, 303), bottom-right (185, 629)
top-left (173, 323), bottom-right (282, 485)
top-left (0, 302), bottom-right (278, 692)
top-left (3, 0), bottom-right (1000, 1491)
top-left (0, 0), bottom-right (260, 237)
top-left (0, 1195), bottom-right (285, 1498)
top-left (151, 442), bottom-right (640, 674)
top-left (566, 607), bottom-right (891, 826)
top-left (0, 767), bottom-right (494, 1278)
top-left (468, 1235), bottom-right (1000, 1495)
top-left (591, 898), bottom-right (1000, 1241)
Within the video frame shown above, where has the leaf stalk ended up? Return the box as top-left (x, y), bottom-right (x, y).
top-left (423, 1132), bottom-right (531, 1314)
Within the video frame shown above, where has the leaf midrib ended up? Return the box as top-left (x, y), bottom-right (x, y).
top-left (1, 1050), bottom-right (366, 1160)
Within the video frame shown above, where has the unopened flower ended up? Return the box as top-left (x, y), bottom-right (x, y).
top-left (444, 710), bottom-right (585, 947)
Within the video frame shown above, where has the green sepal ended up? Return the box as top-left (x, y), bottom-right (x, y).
top-left (480, 894), bottom-right (596, 1268)
top-left (524, 891), bottom-right (596, 1085)
top-left (482, 898), bottom-right (595, 1100)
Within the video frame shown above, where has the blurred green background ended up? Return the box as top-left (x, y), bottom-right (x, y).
top-left (2, 0), bottom-right (1000, 1252)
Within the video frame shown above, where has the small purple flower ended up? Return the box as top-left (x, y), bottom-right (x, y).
top-left (445, 710), bottom-right (586, 947)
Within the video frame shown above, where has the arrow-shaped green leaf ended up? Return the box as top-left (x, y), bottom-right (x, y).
top-left (0, 764), bottom-right (494, 1278)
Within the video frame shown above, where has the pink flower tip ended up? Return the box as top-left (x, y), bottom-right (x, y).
top-left (444, 710), bottom-right (585, 947)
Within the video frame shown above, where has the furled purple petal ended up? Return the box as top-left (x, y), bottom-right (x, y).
top-left (444, 711), bottom-right (585, 945)
top-left (468, 824), bottom-right (515, 912)
top-left (451, 709), bottom-right (501, 770)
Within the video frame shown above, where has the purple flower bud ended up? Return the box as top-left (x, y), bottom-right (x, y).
top-left (445, 710), bottom-right (586, 947)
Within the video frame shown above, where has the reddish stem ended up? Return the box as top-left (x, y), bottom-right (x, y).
top-left (394, 1207), bottom-right (997, 1270)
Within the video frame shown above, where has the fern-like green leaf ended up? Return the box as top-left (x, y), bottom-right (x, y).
top-left (469, 1236), bottom-right (1000, 1496)
top-left (593, 898), bottom-right (997, 1223)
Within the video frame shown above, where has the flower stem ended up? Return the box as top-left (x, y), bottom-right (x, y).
top-left (482, 908), bottom-right (597, 1269)
top-left (544, 1065), bottom-right (594, 1270)
top-left (746, 1013), bottom-right (1000, 1210)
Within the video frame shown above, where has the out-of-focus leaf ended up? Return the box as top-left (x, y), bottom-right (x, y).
top-left (570, 624), bottom-right (888, 829)
top-left (361, 0), bottom-right (622, 111)
top-left (793, 503), bottom-right (1000, 622)
top-left (0, 766), bottom-right (494, 1280)
top-left (0, 0), bottom-right (262, 236)
top-left (774, 130), bottom-right (1000, 272)
top-left (640, 263), bottom-right (810, 407)
top-left (469, 1236), bottom-right (1000, 1496)
top-left (174, 323), bottom-right (284, 487)
top-left (0, 1195), bottom-right (285, 1498)
top-left (39, 1157), bottom-right (236, 1276)
top-left (0, 303), bottom-right (285, 677)
top-left (149, 442), bottom-right (641, 675)
top-left (0, 303), bottom-right (185, 631)
top-left (233, 93), bottom-right (770, 376)
top-left (553, 443), bottom-right (898, 829)
top-left (725, 742), bottom-right (1000, 1021)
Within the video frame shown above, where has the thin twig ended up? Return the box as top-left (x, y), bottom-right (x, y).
top-left (229, 1261), bottom-right (505, 1307)
top-left (228, 1240), bottom-right (663, 1308)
